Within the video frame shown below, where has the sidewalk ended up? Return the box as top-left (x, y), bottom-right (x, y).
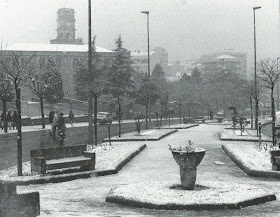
top-left (0, 120), bottom-right (136, 135)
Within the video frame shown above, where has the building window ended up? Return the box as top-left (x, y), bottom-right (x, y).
top-left (20, 57), bottom-right (28, 67)
top-left (39, 57), bottom-right (46, 70)
top-left (55, 57), bottom-right (62, 69)
top-left (73, 58), bottom-right (79, 68)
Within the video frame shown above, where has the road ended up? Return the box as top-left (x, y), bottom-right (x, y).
top-left (21, 124), bottom-right (280, 216)
top-left (0, 118), bottom-right (179, 170)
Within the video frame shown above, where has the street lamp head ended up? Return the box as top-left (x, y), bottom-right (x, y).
top-left (253, 6), bottom-right (261, 10)
top-left (141, 11), bottom-right (149, 15)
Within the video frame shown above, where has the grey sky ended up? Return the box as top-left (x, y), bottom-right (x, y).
top-left (0, 0), bottom-right (279, 69)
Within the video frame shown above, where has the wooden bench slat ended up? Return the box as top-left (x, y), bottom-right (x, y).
top-left (47, 158), bottom-right (91, 170)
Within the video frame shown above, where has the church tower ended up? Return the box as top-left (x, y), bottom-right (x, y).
top-left (50, 8), bottom-right (83, 45)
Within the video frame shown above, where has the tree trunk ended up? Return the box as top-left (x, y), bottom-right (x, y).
top-left (40, 97), bottom-right (45, 129)
top-left (94, 94), bottom-right (98, 146)
top-left (117, 96), bottom-right (121, 137)
top-left (145, 97), bottom-right (148, 130)
top-left (15, 87), bottom-right (22, 176)
top-left (2, 100), bottom-right (7, 133)
top-left (271, 87), bottom-right (277, 147)
top-left (250, 95), bottom-right (253, 129)
top-left (108, 124), bottom-right (111, 146)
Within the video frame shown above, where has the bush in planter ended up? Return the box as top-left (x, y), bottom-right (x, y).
top-left (169, 141), bottom-right (206, 190)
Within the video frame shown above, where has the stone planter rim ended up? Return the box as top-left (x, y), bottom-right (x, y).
top-left (171, 148), bottom-right (206, 154)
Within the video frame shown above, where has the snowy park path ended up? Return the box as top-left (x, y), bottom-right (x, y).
top-left (20, 125), bottom-right (280, 217)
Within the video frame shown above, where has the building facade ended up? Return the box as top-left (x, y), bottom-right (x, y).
top-left (131, 47), bottom-right (168, 76)
top-left (198, 50), bottom-right (247, 80)
top-left (2, 8), bottom-right (114, 101)
top-left (3, 44), bottom-right (114, 100)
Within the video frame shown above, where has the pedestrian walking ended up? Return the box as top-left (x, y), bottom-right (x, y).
top-left (69, 110), bottom-right (74, 126)
top-left (12, 111), bottom-right (18, 130)
top-left (48, 111), bottom-right (54, 136)
top-left (58, 113), bottom-right (66, 133)
top-left (52, 110), bottom-right (59, 137)
top-left (1, 112), bottom-right (4, 130)
top-left (7, 111), bottom-right (12, 130)
top-left (58, 112), bottom-right (66, 144)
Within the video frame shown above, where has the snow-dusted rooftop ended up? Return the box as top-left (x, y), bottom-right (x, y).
top-left (131, 51), bottom-right (155, 57)
top-left (216, 55), bottom-right (237, 60)
top-left (2, 43), bottom-right (113, 53)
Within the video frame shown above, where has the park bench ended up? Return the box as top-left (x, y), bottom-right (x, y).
top-left (193, 116), bottom-right (205, 123)
top-left (31, 145), bottom-right (96, 175)
top-left (0, 181), bottom-right (40, 216)
top-left (270, 149), bottom-right (280, 171)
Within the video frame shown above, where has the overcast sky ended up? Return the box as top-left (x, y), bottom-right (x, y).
top-left (0, 0), bottom-right (279, 69)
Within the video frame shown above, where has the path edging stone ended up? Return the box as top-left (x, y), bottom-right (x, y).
top-left (103, 130), bottom-right (178, 142)
top-left (106, 188), bottom-right (276, 210)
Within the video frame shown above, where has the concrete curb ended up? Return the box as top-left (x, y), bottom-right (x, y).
top-left (103, 130), bottom-right (178, 142)
top-left (106, 190), bottom-right (276, 210)
top-left (222, 144), bottom-right (280, 178)
top-left (5, 144), bottom-right (147, 186)
top-left (157, 124), bottom-right (199, 130)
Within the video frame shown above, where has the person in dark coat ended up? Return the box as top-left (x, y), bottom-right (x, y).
top-left (1, 112), bottom-right (4, 130)
top-left (12, 111), bottom-right (18, 130)
top-left (49, 111), bottom-right (54, 125)
top-left (58, 113), bottom-right (66, 135)
top-left (69, 110), bottom-right (74, 126)
top-left (6, 111), bottom-right (12, 130)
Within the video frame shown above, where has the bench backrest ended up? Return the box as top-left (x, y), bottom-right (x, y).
top-left (31, 145), bottom-right (87, 160)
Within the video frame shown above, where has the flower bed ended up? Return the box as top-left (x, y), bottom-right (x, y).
top-left (106, 180), bottom-right (276, 209)
top-left (222, 143), bottom-right (272, 171)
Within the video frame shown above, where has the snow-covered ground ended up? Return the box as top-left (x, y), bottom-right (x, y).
top-left (107, 180), bottom-right (273, 206)
top-left (3, 125), bottom-right (279, 216)
top-left (223, 143), bottom-right (274, 171)
top-left (220, 128), bottom-right (272, 142)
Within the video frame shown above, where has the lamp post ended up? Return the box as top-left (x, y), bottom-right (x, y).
top-left (88, 0), bottom-right (94, 144)
top-left (253, 6), bottom-right (261, 132)
top-left (141, 10), bottom-right (151, 129)
top-left (277, 57), bottom-right (280, 111)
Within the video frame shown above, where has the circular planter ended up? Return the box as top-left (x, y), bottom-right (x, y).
top-left (171, 148), bottom-right (205, 190)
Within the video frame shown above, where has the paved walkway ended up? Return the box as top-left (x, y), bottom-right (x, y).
top-left (21, 125), bottom-right (280, 216)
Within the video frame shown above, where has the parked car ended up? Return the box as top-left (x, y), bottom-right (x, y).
top-left (97, 112), bottom-right (113, 125)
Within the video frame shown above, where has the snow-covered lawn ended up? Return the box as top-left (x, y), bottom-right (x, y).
top-left (223, 143), bottom-right (273, 171)
top-left (107, 180), bottom-right (274, 207)
top-left (220, 128), bottom-right (272, 142)
top-left (0, 142), bottom-right (145, 181)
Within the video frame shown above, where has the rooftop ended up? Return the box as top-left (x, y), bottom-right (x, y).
top-left (131, 51), bottom-right (155, 57)
top-left (2, 43), bottom-right (113, 53)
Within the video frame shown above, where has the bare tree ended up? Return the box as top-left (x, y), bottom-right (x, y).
top-left (0, 49), bottom-right (36, 176)
top-left (257, 58), bottom-right (280, 146)
top-left (0, 70), bottom-right (14, 133)
top-left (27, 73), bottom-right (47, 128)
